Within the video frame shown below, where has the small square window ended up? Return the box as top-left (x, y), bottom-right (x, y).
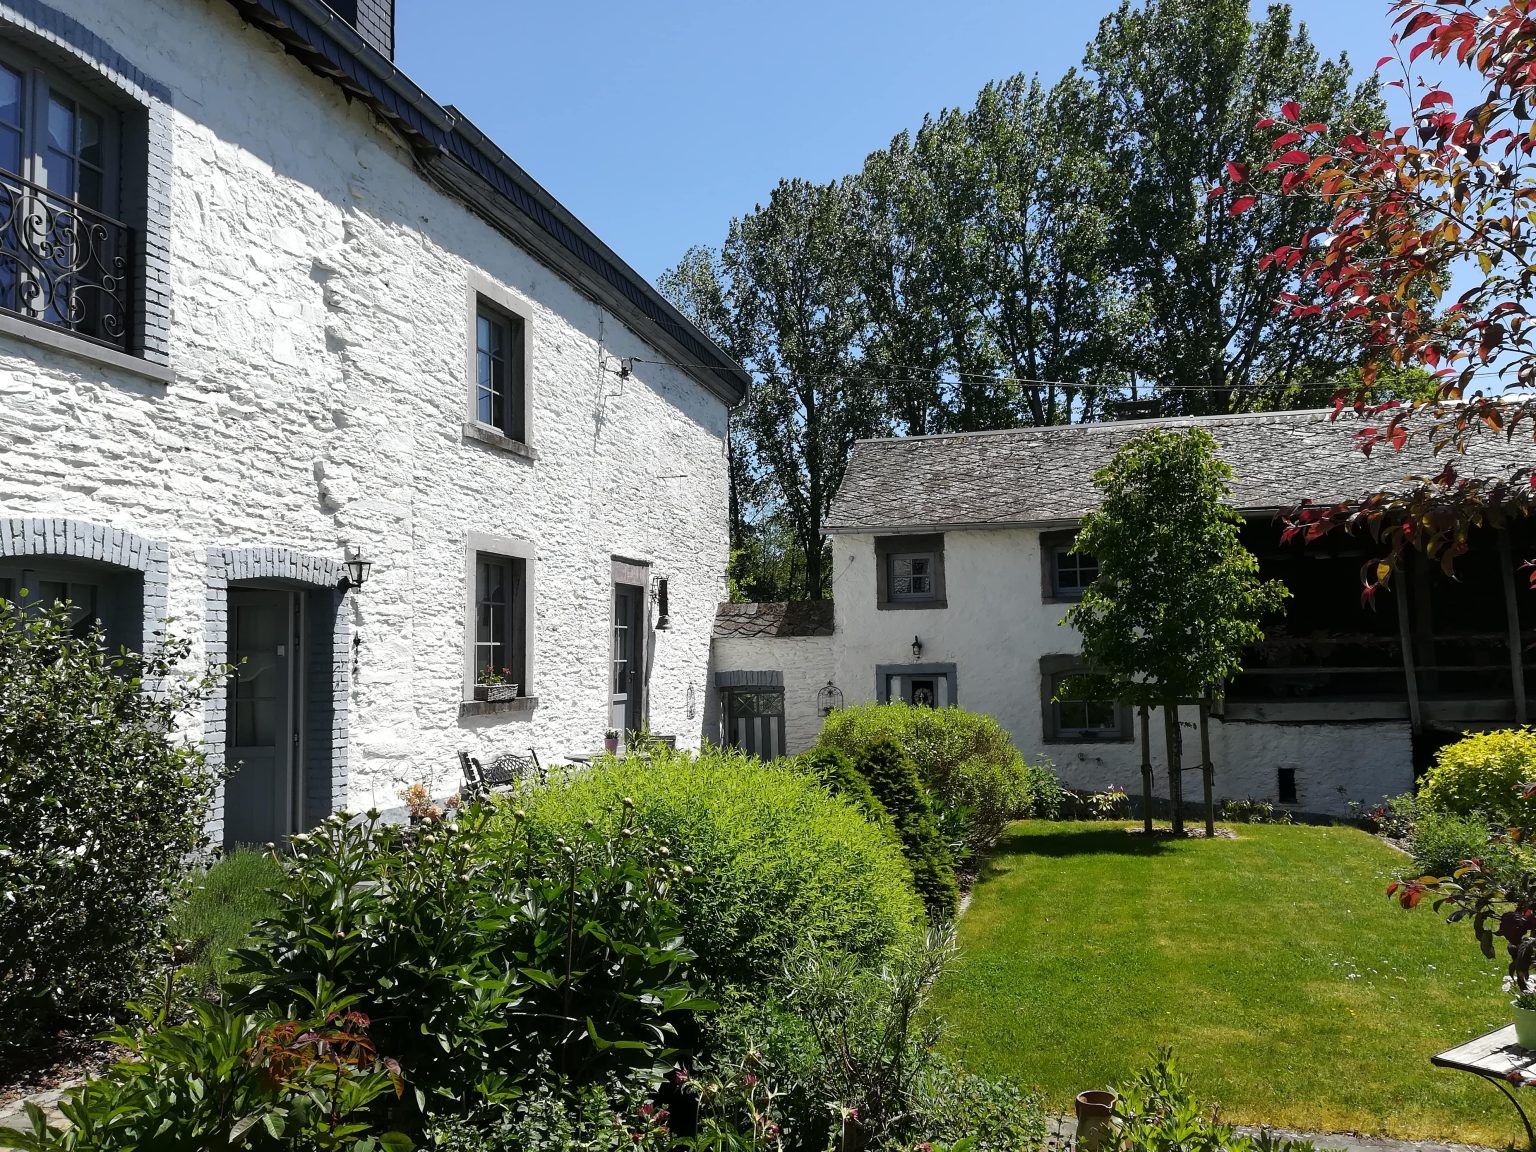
top-left (1278, 767), bottom-right (1298, 805)
top-left (474, 299), bottom-right (526, 443)
top-left (1042, 530), bottom-right (1098, 602)
top-left (890, 553), bottom-right (934, 599)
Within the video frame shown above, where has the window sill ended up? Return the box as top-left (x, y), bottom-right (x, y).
top-left (1043, 593), bottom-right (1087, 605)
top-left (0, 311), bottom-right (174, 385)
top-left (462, 422), bottom-right (538, 460)
top-left (876, 599), bottom-right (948, 612)
top-left (459, 695), bottom-right (539, 719)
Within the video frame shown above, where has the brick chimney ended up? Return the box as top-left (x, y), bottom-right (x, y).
top-left (324, 0), bottom-right (394, 60)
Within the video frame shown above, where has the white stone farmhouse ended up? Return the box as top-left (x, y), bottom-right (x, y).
top-left (0, 0), bottom-right (749, 844)
top-left (711, 409), bottom-right (1534, 816)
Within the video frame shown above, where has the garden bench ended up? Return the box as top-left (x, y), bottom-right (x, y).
top-left (1432, 1025), bottom-right (1536, 1149)
top-left (459, 748), bottom-right (544, 798)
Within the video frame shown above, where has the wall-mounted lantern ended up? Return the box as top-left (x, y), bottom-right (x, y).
top-left (653, 576), bottom-right (671, 630)
top-left (343, 548), bottom-right (373, 590)
top-left (817, 680), bottom-right (844, 717)
top-left (911, 635), bottom-right (923, 661)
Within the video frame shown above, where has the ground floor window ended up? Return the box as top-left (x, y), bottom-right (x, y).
top-left (876, 662), bottom-right (957, 708)
top-left (1040, 655), bottom-right (1131, 743)
top-left (0, 559), bottom-right (141, 648)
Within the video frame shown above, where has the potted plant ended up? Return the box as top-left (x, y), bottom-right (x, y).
top-left (604, 728), bottom-right (620, 754)
top-left (1509, 977), bottom-right (1536, 1049)
top-left (473, 666), bottom-right (518, 702)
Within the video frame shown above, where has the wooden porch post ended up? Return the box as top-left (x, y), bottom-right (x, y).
top-left (1395, 563), bottom-right (1423, 733)
top-left (1139, 703), bottom-right (1153, 834)
top-left (1200, 697), bottom-right (1215, 837)
top-left (1500, 529), bottom-right (1528, 725)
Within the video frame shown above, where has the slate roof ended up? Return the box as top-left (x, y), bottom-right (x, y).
top-left (714, 601), bottom-right (835, 639)
top-left (826, 408), bottom-right (1529, 532)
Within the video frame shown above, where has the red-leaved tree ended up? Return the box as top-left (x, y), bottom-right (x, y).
top-left (1219, 0), bottom-right (1536, 597)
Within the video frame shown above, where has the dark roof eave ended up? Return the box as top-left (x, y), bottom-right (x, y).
top-left (823, 505), bottom-right (1290, 535)
top-left (223, 0), bottom-right (749, 406)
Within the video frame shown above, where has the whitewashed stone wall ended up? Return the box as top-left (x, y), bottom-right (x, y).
top-left (710, 634), bottom-right (835, 754)
top-left (818, 528), bottom-right (1414, 815)
top-left (0, 0), bottom-right (729, 810)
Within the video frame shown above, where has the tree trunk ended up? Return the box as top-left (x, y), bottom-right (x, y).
top-left (1164, 703), bottom-right (1184, 835)
top-left (1139, 703), bottom-right (1153, 834)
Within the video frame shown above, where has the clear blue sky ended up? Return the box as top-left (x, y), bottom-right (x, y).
top-left (395, 1), bottom-right (1430, 286)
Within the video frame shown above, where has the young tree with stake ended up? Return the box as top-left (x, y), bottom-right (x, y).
top-left (1063, 429), bottom-right (1289, 833)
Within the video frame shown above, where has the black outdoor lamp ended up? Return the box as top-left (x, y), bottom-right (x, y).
top-left (654, 576), bottom-right (671, 630)
top-left (911, 635), bottom-right (923, 660)
top-left (344, 549), bottom-right (373, 590)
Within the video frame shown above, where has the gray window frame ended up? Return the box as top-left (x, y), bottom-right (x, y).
top-left (463, 270), bottom-right (535, 459)
top-left (875, 661), bottom-right (958, 707)
top-left (1040, 654), bottom-right (1132, 743)
top-left (1041, 529), bottom-right (1097, 603)
top-left (875, 533), bottom-right (947, 610)
top-left (462, 531), bottom-right (537, 709)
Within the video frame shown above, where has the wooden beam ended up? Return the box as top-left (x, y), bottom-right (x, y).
top-left (1500, 529), bottom-right (1528, 725)
top-left (1200, 698), bottom-right (1215, 837)
top-left (1396, 564), bottom-right (1423, 733)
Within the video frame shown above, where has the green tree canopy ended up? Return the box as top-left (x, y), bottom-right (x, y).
top-left (1065, 427), bottom-right (1289, 704)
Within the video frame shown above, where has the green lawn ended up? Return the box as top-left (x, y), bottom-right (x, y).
top-left (931, 821), bottom-right (1520, 1145)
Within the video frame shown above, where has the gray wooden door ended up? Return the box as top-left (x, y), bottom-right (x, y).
top-left (225, 588), bottom-right (303, 847)
top-left (724, 688), bottom-right (786, 761)
top-left (609, 583), bottom-right (643, 735)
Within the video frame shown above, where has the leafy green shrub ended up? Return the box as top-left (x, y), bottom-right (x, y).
top-left (909, 1058), bottom-right (1047, 1152)
top-left (794, 746), bottom-right (890, 826)
top-left (817, 703), bottom-right (1048, 855)
top-left (0, 601), bottom-right (227, 1053)
top-left (1115, 1049), bottom-right (1321, 1152)
top-left (1420, 728), bottom-right (1536, 826)
top-left (234, 803), bottom-right (708, 1122)
top-left (501, 748), bottom-right (924, 994)
top-left (424, 1077), bottom-right (671, 1152)
top-left (9, 998), bottom-right (411, 1152)
top-left (852, 738), bottom-right (958, 920)
top-left (1218, 798), bottom-right (1291, 825)
top-left (1355, 792), bottom-right (1418, 839)
top-left (1409, 807), bottom-right (1501, 879)
top-left (169, 850), bottom-right (284, 995)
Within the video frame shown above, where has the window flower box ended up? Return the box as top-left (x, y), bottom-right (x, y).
top-left (474, 683), bottom-right (519, 702)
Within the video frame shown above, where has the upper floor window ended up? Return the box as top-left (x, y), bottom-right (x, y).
top-left (0, 47), bottom-right (130, 351)
top-left (875, 533), bottom-right (947, 610)
top-left (1042, 529), bottom-right (1097, 602)
top-left (463, 272), bottom-right (535, 455)
top-left (475, 301), bottom-right (525, 442)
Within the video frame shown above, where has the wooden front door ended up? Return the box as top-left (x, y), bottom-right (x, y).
top-left (224, 588), bottom-right (303, 848)
top-left (609, 583), bottom-right (643, 736)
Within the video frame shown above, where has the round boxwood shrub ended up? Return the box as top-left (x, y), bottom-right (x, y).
top-left (817, 702), bottom-right (1059, 854)
top-left (500, 747), bottom-right (925, 992)
top-left (1419, 728), bottom-right (1536, 826)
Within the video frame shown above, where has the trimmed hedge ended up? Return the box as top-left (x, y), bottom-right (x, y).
top-left (499, 747), bottom-right (926, 991)
top-left (852, 738), bottom-right (958, 920)
top-left (817, 702), bottom-right (1059, 855)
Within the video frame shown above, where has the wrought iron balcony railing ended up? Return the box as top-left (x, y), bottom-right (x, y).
top-left (0, 169), bottom-right (132, 352)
